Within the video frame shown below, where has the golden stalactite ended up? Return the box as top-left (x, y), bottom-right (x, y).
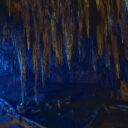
top-left (116, 0), bottom-right (123, 21)
top-left (51, 18), bottom-right (56, 53)
top-left (41, 32), bottom-right (47, 87)
top-left (106, 0), bottom-right (111, 19)
top-left (34, 23), bottom-right (41, 99)
top-left (54, 44), bottom-right (62, 65)
top-left (7, 0), bottom-right (12, 17)
top-left (84, 0), bottom-right (90, 37)
top-left (96, 25), bottom-right (104, 57)
top-left (51, 8), bottom-right (63, 65)
top-left (32, 42), bottom-right (39, 103)
top-left (102, 0), bottom-right (109, 41)
top-left (20, 1), bottom-right (31, 51)
top-left (96, 0), bottom-right (108, 57)
top-left (95, 0), bottom-right (100, 10)
top-left (40, 8), bottom-right (50, 85)
top-left (69, 36), bottom-right (74, 64)
top-left (32, 42), bottom-right (39, 81)
top-left (78, 0), bottom-right (84, 57)
top-left (65, 1), bottom-right (74, 69)
top-left (7, 1), bottom-right (21, 20)
top-left (4, 0), bottom-right (128, 82)
top-left (66, 34), bottom-right (73, 69)
top-left (41, 27), bottom-right (52, 85)
top-left (54, 0), bottom-right (64, 65)
top-left (25, 25), bottom-right (30, 50)
top-left (110, 33), bottom-right (120, 79)
top-left (42, 18), bottom-right (52, 75)
top-left (56, 35), bottom-right (63, 65)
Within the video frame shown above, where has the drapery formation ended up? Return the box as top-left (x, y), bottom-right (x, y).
top-left (0, 0), bottom-right (128, 103)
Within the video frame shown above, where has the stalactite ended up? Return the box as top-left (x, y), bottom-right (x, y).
top-left (95, 0), bottom-right (100, 10)
top-left (33, 43), bottom-right (39, 104)
top-left (21, 0), bottom-right (31, 50)
top-left (51, 18), bottom-right (56, 58)
top-left (19, 38), bottom-right (27, 105)
top-left (8, 0), bottom-right (11, 16)
top-left (96, 25), bottom-right (104, 57)
top-left (32, 22), bottom-right (40, 104)
top-left (64, 0), bottom-right (75, 69)
top-left (78, 0), bottom-right (83, 57)
top-left (116, 0), bottom-right (123, 21)
top-left (111, 33), bottom-right (120, 79)
top-left (96, 0), bottom-right (107, 57)
top-left (41, 12), bottom-right (53, 85)
top-left (66, 34), bottom-right (73, 69)
top-left (54, 0), bottom-right (64, 65)
top-left (3, 0), bottom-right (128, 85)
top-left (84, 0), bottom-right (90, 37)
top-left (25, 26), bottom-right (30, 50)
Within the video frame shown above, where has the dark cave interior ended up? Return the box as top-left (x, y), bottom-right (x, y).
top-left (0, 0), bottom-right (128, 128)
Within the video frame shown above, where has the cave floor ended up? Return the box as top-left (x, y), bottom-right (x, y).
top-left (100, 105), bottom-right (128, 128)
top-left (0, 86), bottom-right (102, 128)
top-left (1, 101), bottom-right (128, 128)
top-left (0, 115), bottom-right (22, 128)
top-left (0, 97), bottom-right (100, 128)
top-left (1, 86), bottom-right (128, 128)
